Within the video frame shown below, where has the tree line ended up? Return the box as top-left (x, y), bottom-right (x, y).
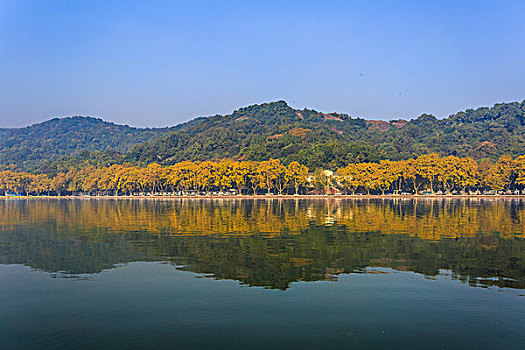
top-left (2, 153), bottom-right (525, 196)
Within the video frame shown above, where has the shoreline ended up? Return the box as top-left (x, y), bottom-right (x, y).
top-left (2, 194), bottom-right (525, 200)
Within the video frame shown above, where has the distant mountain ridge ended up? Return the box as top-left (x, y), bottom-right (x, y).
top-left (1, 100), bottom-right (525, 172)
top-left (124, 100), bottom-right (525, 169)
top-left (0, 116), bottom-right (172, 170)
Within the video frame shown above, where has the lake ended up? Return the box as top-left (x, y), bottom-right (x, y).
top-left (1, 198), bottom-right (524, 349)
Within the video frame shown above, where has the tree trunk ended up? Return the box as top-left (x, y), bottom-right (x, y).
top-left (413, 179), bottom-right (418, 193)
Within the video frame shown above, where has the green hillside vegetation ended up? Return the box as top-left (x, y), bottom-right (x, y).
top-left (127, 100), bottom-right (525, 169)
top-left (1, 100), bottom-right (525, 172)
top-left (0, 116), bottom-right (171, 171)
top-left (125, 101), bottom-right (386, 169)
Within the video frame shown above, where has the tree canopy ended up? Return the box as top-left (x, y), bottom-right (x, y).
top-left (2, 153), bottom-right (525, 196)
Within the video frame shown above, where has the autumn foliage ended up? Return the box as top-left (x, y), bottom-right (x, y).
top-left (2, 154), bottom-right (525, 196)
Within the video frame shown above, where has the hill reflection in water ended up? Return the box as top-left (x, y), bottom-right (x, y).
top-left (0, 198), bottom-right (524, 289)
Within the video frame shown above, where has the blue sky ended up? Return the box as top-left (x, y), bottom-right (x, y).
top-left (1, 0), bottom-right (524, 128)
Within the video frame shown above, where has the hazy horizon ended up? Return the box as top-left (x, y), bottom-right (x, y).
top-left (1, 0), bottom-right (524, 128)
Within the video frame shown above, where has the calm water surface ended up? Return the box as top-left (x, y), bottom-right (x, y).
top-left (1, 198), bottom-right (524, 349)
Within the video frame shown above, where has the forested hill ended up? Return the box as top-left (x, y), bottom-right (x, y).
top-left (126, 101), bottom-right (384, 169)
top-left (126, 100), bottom-right (525, 169)
top-left (0, 117), bottom-right (171, 171)
top-left (1, 100), bottom-right (525, 172)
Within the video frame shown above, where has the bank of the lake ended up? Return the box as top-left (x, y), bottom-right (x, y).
top-left (3, 194), bottom-right (525, 200)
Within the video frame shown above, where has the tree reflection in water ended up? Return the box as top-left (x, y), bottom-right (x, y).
top-left (1, 198), bottom-right (524, 289)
